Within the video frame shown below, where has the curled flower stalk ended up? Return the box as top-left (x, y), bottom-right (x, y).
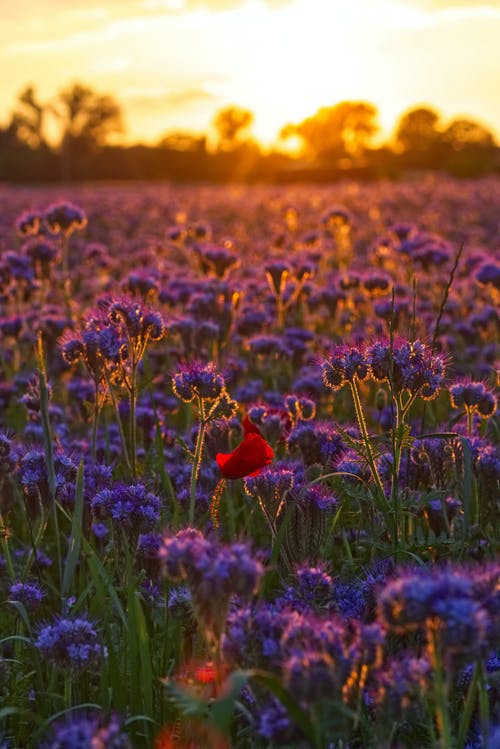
top-left (322, 345), bottom-right (394, 540)
top-left (172, 361), bottom-right (238, 524)
top-left (108, 297), bottom-right (165, 479)
top-left (44, 201), bottom-right (87, 315)
top-left (348, 377), bottom-right (389, 512)
top-left (190, 394), bottom-right (207, 526)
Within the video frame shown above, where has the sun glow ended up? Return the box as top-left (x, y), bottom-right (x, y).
top-left (1, 0), bottom-right (499, 146)
top-left (182, 0), bottom-right (393, 146)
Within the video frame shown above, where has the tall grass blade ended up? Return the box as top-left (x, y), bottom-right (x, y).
top-left (61, 460), bottom-right (84, 603)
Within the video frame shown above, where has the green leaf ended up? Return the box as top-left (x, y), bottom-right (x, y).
top-left (460, 436), bottom-right (474, 533)
top-left (61, 460), bottom-right (84, 602)
top-left (83, 538), bottom-right (127, 626)
top-left (209, 671), bottom-right (249, 735)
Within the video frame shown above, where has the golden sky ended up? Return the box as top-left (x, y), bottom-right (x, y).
top-left (2, 0), bottom-right (500, 146)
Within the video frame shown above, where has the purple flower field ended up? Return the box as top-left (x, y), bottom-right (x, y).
top-left (0, 176), bottom-right (498, 748)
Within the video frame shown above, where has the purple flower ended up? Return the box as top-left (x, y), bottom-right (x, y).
top-left (160, 530), bottom-right (263, 640)
top-left (35, 615), bottom-right (106, 672)
top-left (15, 210), bottom-right (42, 237)
top-left (39, 712), bottom-right (131, 748)
top-left (44, 201), bottom-right (87, 236)
top-left (107, 295), bottom-right (165, 356)
top-left (322, 344), bottom-right (370, 390)
top-left (257, 698), bottom-right (301, 744)
top-left (367, 338), bottom-right (446, 400)
top-left (9, 581), bottom-right (44, 611)
top-left (450, 380), bottom-right (497, 418)
top-left (284, 649), bottom-right (336, 702)
top-left (287, 421), bottom-right (344, 467)
top-left (91, 483), bottom-right (160, 534)
top-left (172, 361), bottom-right (225, 403)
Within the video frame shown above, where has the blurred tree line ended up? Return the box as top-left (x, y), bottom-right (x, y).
top-left (1, 82), bottom-right (499, 182)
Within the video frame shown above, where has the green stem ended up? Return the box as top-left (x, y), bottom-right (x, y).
top-left (428, 625), bottom-right (453, 749)
top-left (104, 369), bottom-right (132, 476)
top-left (391, 395), bottom-right (407, 552)
top-left (189, 397), bottom-right (206, 526)
top-left (457, 661), bottom-right (480, 748)
top-left (257, 497), bottom-right (293, 573)
top-left (0, 513), bottom-right (15, 581)
top-left (37, 332), bottom-right (62, 589)
top-left (61, 234), bottom-right (69, 280)
top-left (276, 296), bottom-right (285, 331)
top-left (349, 379), bottom-right (394, 539)
top-left (477, 660), bottom-right (489, 746)
top-left (466, 408), bottom-right (473, 435)
top-left (64, 673), bottom-right (72, 708)
top-left (91, 383), bottom-right (100, 464)
top-left (130, 362), bottom-right (137, 481)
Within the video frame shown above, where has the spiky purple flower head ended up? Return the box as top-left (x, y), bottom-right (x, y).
top-left (322, 344), bottom-right (370, 391)
top-left (172, 361), bottom-right (225, 403)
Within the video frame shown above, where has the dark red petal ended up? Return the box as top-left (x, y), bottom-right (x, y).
top-left (243, 416), bottom-right (262, 437)
top-left (216, 433), bottom-right (274, 479)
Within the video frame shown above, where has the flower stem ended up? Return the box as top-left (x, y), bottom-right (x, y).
top-left (428, 625), bottom-right (453, 749)
top-left (349, 378), bottom-right (394, 539)
top-left (130, 362), bottom-right (137, 481)
top-left (189, 397), bottom-right (206, 526)
top-left (91, 383), bottom-right (100, 464)
top-left (104, 369), bottom-right (132, 476)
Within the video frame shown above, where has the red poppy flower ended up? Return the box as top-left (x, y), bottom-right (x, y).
top-left (242, 415), bottom-right (262, 436)
top-left (216, 433), bottom-right (274, 479)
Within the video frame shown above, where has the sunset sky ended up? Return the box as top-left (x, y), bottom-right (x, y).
top-left (2, 0), bottom-right (500, 147)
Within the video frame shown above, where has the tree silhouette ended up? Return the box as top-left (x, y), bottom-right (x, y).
top-left (158, 132), bottom-right (207, 152)
top-left (212, 105), bottom-right (254, 150)
top-left (56, 83), bottom-right (123, 147)
top-left (395, 106), bottom-right (440, 153)
top-left (280, 101), bottom-right (379, 162)
top-left (10, 85), bottom-right (47, 149)
top-left (440, 118), bottom-right (495, 151)
top-left (55, 83), bottom-right (123, 179)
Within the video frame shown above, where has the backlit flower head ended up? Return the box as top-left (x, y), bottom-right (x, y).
top-left (322, 344), bottom-right (370, 391)
top-left (172, 361), bottom-right (225, 403)
top-left (44, 201), bottom-right (87, 236)
top-left (15, 210), bottom-right (42, 237)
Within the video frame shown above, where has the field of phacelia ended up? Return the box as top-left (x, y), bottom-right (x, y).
top-left (0, 176), bottom-right (498, 749)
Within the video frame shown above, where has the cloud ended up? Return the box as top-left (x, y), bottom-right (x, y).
top-left (398, 0), bottom-right (500, 10)
top-left (143, 0), bottom-right (293, 10)
top-left (125, 86), bottom-right (219, 110)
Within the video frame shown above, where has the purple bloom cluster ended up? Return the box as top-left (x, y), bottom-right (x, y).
top-left (44, 201), bottom-right (87, 236)
top-left (159, 528), bottom-right (263, 639)
top-left (378, 566), bottom-right (497, 659)
top-left (107, 295), bottom-right (165, 357)
top-left (8, 581), bottom-right (44, 611)
top-left (450, 379), bottom-right (497, 418)
top-left (322, 344), bottom-right (370, 389)
top-left (367, 338), bottom-right (446, 399)
top-left (172, 360), bottom-right (226, 403)
top-left (35, 615), bottom-right (106, 672)
top-left (40, 712), bottom-right (132, 749)
top-left (1, 179), bottom-right (499, 747)
top-left (91, 483), bottom-right (160, 534)
top-left (244, 466), bottom-right (295, 518)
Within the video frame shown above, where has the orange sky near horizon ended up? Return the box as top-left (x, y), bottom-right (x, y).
top-left (2, 0), bottom-right (500, 147)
